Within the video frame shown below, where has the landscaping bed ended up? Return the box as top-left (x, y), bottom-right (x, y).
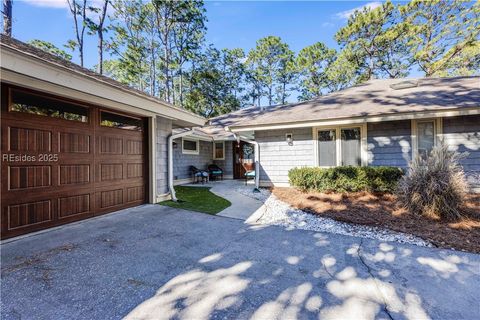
top-left (272, 187), bottom-right (480, 253)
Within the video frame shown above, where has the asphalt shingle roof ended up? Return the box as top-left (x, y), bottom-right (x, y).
top-left (210, 76), bottom-right (480, 129)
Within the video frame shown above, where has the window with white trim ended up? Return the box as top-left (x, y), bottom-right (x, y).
top-left (315, 125), bottom-right (366, 167)
top-left (341, 128), bottom-right (361, 166)
top-left (182, 138), bottom-right (199, 155)
top-left (412, 118), bottom-right (441, 159)
top-left (318, 129), bottom-right (336, 166)
top-left (213, 141), bottom-right (225, 160)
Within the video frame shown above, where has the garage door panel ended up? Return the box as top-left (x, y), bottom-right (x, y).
top-left (8, 165), bottom-right (52, 190)
top-left (7, 199), bottom-right (53, 230)
top-left (98, 136), bottom-right (123, 155)
top-left (58, 131), bottom-right (91, 154)
top-left (8, 126), bottom-right (52, 152)
top-left (58, 194), bottom-right (92, 219)
top-left (126, 186), bottom-right (145, 203)
top-left (1, 85), bottom-right (148, 239)
top-left (98, 163), bottom-right (124, 182)
top-left (97, 188), bottom-right (124, 210)
top-left (127, 163), bottom-right (144, 179)
top-left (126, 139), bottom-right (144, 155)
top-left (59, 164), bottom-right (91, 185)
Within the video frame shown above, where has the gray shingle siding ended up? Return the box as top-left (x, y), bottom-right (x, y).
top-left (367, 120), bottom-right (412, 168)
top-left (443, 115), bottom-right (480, 191)
top-left (156, 116), bottom-right (172, 195)
top-left (172, 140), bottom-right (233, 182)
top-left (212, 141), bottom-right (233, 177)
top-left (256, 128), bottom-right (314, 185)
top-left (173, 139), bottom-right (213, 180)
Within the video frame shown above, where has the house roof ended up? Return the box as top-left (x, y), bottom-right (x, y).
top-left (210, 76), bottom-right (480, 130)
top-left (0, 35), bottom-right (205, 126)
top-left (173, 125), bottom-right (236, 141)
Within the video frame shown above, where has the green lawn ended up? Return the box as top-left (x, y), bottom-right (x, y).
top-left (159, 186), bottom-right (231, 215)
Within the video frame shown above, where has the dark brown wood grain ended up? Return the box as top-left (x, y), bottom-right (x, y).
top-left (233, 141), bottom-right (248, 179)
top-left (1, 84), bottom-right (148, 239)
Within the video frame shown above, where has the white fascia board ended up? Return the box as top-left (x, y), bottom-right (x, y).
top-left (229, 107), bottom-right (480, 132)
top-left (0, 46), bottom-right (206, 126)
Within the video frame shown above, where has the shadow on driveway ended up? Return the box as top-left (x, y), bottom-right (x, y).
top-left (1, 205), bottom-right (479, 319)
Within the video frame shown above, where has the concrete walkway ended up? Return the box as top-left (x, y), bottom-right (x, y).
top-left (185, 180), bottom-right (266, 221)
top-left (1, 205), bottom-right (479, 320)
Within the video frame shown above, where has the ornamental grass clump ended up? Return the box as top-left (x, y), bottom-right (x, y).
top-left (397, 142), bottom-right (469, 221)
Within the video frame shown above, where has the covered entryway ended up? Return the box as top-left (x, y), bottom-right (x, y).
top-left (1, 85), bottom-right (148, 239)
top-left (233, 141), bottom-right (255, 179)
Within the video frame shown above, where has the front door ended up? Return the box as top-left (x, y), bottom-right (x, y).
top-left (233, 141), bottom-right (254, 179)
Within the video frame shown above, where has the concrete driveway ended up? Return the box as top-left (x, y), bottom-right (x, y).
top-left (1, 205), bottom-right (479, 320)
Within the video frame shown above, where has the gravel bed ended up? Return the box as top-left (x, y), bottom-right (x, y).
top-left (235, 185), bottom-right (432, 247)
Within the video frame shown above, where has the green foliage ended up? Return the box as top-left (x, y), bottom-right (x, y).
top-left (335, 0), bottom-right (411, 82)
top-left (247, 36), bottom-right (294, 106)
top-left (288, 166), bottom-right (404, 193)
top-left (296, 42), bottom-right (337, 100)
top-left (56, 0), bottom-right (480, 117)
top-left (108, 0), bottom-right (153, 91)
top-left (399, 0), bottom-right (480, 77)
top-left (159, 186), bottom-right (231, 215)
top-left (184, 46), bottom-right (245, 117)
top-left (28, 39), bottom-right (72, 61)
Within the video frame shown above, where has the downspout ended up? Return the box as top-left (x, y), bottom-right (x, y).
top-left (230, 132), bottom-right (260, 191)
top-left (168, 129), bottom-right (194, 201)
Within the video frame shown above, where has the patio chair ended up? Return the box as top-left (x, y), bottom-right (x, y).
top-left (189, 165), bottom-right (209, 184)
top-left (208, 164), bottom-right (224, 181)
top-left (242, 162), bottom-right (255, 185)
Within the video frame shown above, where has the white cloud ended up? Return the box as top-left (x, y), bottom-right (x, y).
top-left (23, 0), bottom-right (109, 10)
top-left (321, 22), bottom-right (335, 28)
top-left (335, 1), bottom-right (382, 19)
top-left (23, 0), bottom-right (114, 19)
top-left (22, 0), bottom-right (69, 9)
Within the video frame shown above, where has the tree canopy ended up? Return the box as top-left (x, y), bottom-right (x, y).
top-left (19, 0), bottom-right (480, 118)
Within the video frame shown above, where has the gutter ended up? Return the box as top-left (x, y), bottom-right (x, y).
top-left (168, 129), bottom-right (195, 201)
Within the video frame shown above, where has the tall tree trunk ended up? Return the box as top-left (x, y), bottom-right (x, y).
top-left (282, 82), bottom-right (286, 104)
top-left (2, 0), bottom-right (12, 36)
top-left (150, 44), bottom-right (156, 96)
top-left (96, 0), bottom-right (109, 74)
top-left (79, 43), bottom-right (84, 67)
top-left (67, 0), bottom-right (87, 67)
top-left (171, 68), bottom-right (176, 104)
top-left (79, 0), bottom-right (86, 67)
top-left (164, 37), bottom-right (170, 102)
top-left (97, 31), bottom-right (103, 74)
top-left (179, 67), bottom-right (184, 107)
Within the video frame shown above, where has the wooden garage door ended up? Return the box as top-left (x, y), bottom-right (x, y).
top-left (1, 85), bottom-right (147, 239)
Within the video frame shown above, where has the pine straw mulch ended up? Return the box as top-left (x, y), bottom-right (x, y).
top-left (272, 187), bottom-right (480, 253)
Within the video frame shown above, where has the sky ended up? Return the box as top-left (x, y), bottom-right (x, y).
top-left (7, 0), bottom-right (397, 70)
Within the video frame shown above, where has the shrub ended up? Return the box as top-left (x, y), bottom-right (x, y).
top-left (288, 166), bottom-right (404, 193)
top-left (396, 142), bottom-right (469, 221)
